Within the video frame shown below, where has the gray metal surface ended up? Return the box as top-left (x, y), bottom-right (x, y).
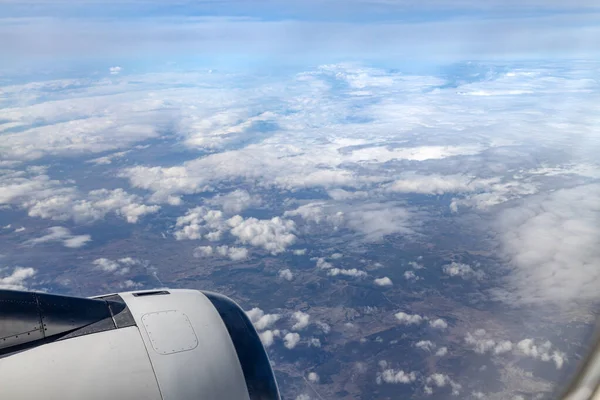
top-left (0, 327), bottom-right (163, 400)
top-left (121, 289), bottom-right (252, 400)
top-left (0, 290), bottom-right (44, 351)
top-left (0, 290), bottom-right (137, 356)
top-left (142, 310), bottom-right (198, 355)
top-left (1, 288), bottom-right (277, 400)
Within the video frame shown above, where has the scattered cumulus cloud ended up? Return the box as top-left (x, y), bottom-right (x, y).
top-left (93, 257), bottom-right (141, 275)
top-left (394, 312), bottom-right (423, 325)
top-left (436, 347), bottom-right (448, 356)
top-left (442, 262), bottom-right (484, 279)
top-left (193, 245), bottom-right (249, 261)
top-left (174, 207), bottom-right (226, 241)
top-left (425, 373), bottom-right (462, 396)
top-left (327, 268), bottom-right (367, 278)
top-left (28, 226), bottom-right (91, 248)
top-left (429, 318), bottom-right (448, 329)
top-left (376, 361), bottom-right (418, 385)
top-left (278, 268), bottom-right (294, 281)
top-left (315, 321), bottom-right (331, 334)
top-left (404, 270), bottom-right (419, 281)
top-left (416, 340), bottom-right (436, 352)
top-left (465, 330), bottom-right (513, 355)
top-left (259, 329), bottom-right (280, 347)
top-left (246, 307), bottom-right (281, 331)
top-left (284, 332), bottom-right (301, 349)
top-left (228, 215), bottom-right (296, 254)
top-left (291, 311), bottom-right (310, 331)
top-left (464, 330), bottom-right (566, 369)
top-left (0, 267), bottom-right (36, 290)
top-left (517, 339), bottom-right (566, 369)
top-left (314, 257), bottom-right (333, 270)
top-left (307, 372), bottom-right (319, 383)
top-left (374, 277), bottom-right (393, 286)
top-left (28, 188), bottom-right (160, 224)
top-left (119, 280), bottom-right (143, 290)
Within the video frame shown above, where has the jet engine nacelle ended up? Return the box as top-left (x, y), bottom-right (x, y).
top-left (0, 288), bottom-right (280, 400)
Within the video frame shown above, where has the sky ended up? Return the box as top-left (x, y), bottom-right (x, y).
top-left (1, 0), bottom-right (600, 74)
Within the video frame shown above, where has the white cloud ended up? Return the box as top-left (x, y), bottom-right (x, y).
top-left (314, 257), bottom-right (333, 270)
top-left (374, 277), bottom-right (393, 286)
top-left (308, 337), bottom-right (321, 347)
top-left (207, 189), bottom-right (262, 214)
top-left (387, 173), bottom-right (483, 195)
top-left (348, 145), bottom-right (483, 163)
top-left (426, 374), bottom-right (462, 396)
top-left (109, 66), bottom-right (122, 75)
top-left (295, 395), bottom-right (311, 400)
top-left (429, 318), bottom-right (448, 330)
top-left (174, 207), bottom-right (226, 241)
top-left (278, 268), bottom-right (294, 281)
top-left (193, 245), bottom-right (249, 261)
top-left (228, 216), bottom-right (296, 254)
top-left (442, 262), bottom-right (484, 279)
top-left (28, 188), bottom-right (160, 224)
top-left (464, 331), bottom-right (565, 368)
top-left (408, 261), bottom-right (424, 270)
top-left (416, 340), bottom-right (436, 352)
top-left (394, 312), bottom-right (423, 325)
top-left (87, 150), bottom-right (129, 165)
top-left (342, 203), bottom-right (415, 241)
top-left (307, 372), bottom-right (319, 383)
top-left (0, 267), bottom-right (36, 290)
top-left (259, 329), bottom-right (280, 347)
top-left (119, 280), bottom-right (143, 290)
top-left (376, 369), bottom-right (417, 385)
top-left (450, 180), bottom-right (538, 212)
top-left (0, 169), bottom-right (157, 224)
top-left (284, 332), bottom-right (300, 349)
top-left (1, 110), bottom-right (160, 162)
top-left (291, 311), bottom-right (310, 331)
top-left (403, 270), bottom-right (418, 281)
top-left (494, 340), bottom-right (514, 355)
top-left (327, 268), bottom-right (367, 278)
top-left (516, 339), bottom-right (566, 369)
top-left (28, 226), bottom-right (91, 248)
top-left (315, 321), bottom-right (331, 334)
top-left (93, 257), bottom-right (141, 275)
top-left (292, 249), bottom-right (307, 255)
top-left (285, 201), bottom-right (414, 241)
top-left (14, 227), bottom-right (25, 232)
top-left (435, 347), bottom-right (448, 356)
top-left (495, 184), bottom-right (600, 306)
top-left (465, 330), bottom-right (511, 355)
top-left (246, 307), bottom-right (281, 331)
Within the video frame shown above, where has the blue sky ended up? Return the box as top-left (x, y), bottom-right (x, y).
top-left (1, 0), bottom-right (600, 75)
